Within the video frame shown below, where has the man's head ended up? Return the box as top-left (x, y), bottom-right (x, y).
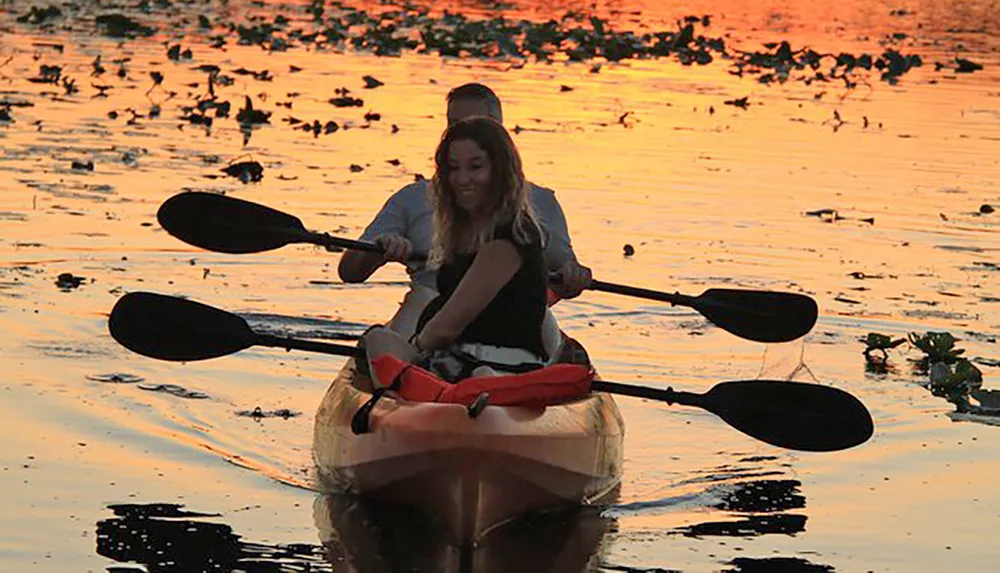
top-left (446, 83), bottom-right (503, 126)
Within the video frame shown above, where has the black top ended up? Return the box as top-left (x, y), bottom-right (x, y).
top-left (417, 218), bottom-right (548, 358)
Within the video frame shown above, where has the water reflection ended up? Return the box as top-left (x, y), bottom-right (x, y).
top-left (96, 503), bottom-right (330, 572)
top-left (314, 494), bottom-right (610, 573)
top-left (603, 478), bottom-right (829, 571)
top-left (95, 497), bottom-right (612, 573)
top-left (721, 556), bottom-right (833, 572)
top-left (677, 479), bottom-right (807, 538)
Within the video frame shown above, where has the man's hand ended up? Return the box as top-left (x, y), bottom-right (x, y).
top-left (550, 260), bottom-right (592, 299)
top-left (375, 233), bottom-right (413, 263)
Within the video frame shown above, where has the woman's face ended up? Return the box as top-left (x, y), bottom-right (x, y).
top-left (447, 138), bottom-right (493, 216)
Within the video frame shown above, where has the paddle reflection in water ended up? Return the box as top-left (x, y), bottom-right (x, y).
top-left (672, 479), bottom-right (807, 538)
top-left (603, 478), bottom-right (834, 571)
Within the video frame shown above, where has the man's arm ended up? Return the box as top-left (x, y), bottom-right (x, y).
top-left (338, 188), bottom-right (409, 283)
top-left (531, 184), bottom-right (576, 271)
top-left (530, 184), bottom-right (592, 298)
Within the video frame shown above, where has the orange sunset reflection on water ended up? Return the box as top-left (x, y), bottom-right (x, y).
top-left (1, 0), bottom-right (999, 571)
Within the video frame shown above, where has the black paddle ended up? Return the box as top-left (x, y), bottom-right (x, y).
top-left (108, 292), bottom-right (873, 452)
top-left (156, 192), bottom-right (818, 343)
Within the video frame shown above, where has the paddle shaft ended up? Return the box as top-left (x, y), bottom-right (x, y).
top-left (256, 333), bottom-right (360, 357)
top-left (592, 380), bottom-right (698, 404)
top-left (258, 333), bottom-right (704, 405)
top-left (588, 280), bottom-right (695, 306)
top-left (256, 335), bottom-right (698, 405)
top-left (315, 233), bottom-right (428, 262)
top-left (333, 236), bottom-right (700, 306)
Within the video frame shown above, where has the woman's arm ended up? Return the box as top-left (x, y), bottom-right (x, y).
top-left (415, 240), bottom-right (523, 350)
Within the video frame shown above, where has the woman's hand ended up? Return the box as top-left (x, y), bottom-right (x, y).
top-left (375, 233), bottom-right (413, 263)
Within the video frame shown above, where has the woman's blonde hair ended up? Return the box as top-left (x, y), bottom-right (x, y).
top-left (428, 117), bottom-right (541, 267)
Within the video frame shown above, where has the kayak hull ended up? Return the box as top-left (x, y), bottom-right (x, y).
top-left (313, 359), bottom-right (625, 544)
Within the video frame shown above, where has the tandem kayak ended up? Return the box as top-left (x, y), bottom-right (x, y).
top-left (312, 356), bottom-right (625, 545)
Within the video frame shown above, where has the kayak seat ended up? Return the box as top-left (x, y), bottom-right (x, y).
top-left (540, 307), bottom-right (564, 365)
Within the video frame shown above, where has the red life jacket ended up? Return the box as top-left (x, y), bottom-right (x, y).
top-left (370, 354), bottom-right (593, 407)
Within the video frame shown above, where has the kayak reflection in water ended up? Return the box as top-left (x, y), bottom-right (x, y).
top-left (315, 494), bottom-right (613, 573)
top-left (361, 116), bottom-right (555, 386)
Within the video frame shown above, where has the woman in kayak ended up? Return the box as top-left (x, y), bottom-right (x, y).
top-left (363, 116), bottom-right (548, 385)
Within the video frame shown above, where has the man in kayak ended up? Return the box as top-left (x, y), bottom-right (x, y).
top-left (337, 83), bottom-right (591, 337)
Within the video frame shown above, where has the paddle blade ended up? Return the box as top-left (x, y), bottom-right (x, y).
top-left (696, 380), bottom-right (874, 452)
top-left (157, 192), bottom-right (310, 253)
top-left (109, 292), bottom-right (256, 361)
top-left (695, 289), bottom-right (818, 343)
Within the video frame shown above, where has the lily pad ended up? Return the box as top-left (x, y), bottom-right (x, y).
top-left (86, 373), bottom-right (145, 384)
top-left (138, 383), bottom-right (210, 400)
top-left (955, 57), bottom-right (983, 73)
top-left (95, 14), bottom-right (155, 38)
top-left (235, 407), bottom-right (300, 419)
top-left (221, 160), bottom-right (263, 183)
top-left (971, 390), bottom-right (1000, 411)
top-left (55, 272), bottom-right (85, 289)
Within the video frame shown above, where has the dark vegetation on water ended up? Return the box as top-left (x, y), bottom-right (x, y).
top-left (4, 0), bottom-right (985, 156)
top-left (235, 406), bottom-right (301, 418)
top-left (862, 330), bottom-right (999, 418)
top-left (12, 0), bottom-right (976, 87)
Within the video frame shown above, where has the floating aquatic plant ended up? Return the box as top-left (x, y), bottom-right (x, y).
top-left (928, 359), bottom-right (983, 395)
top-left (861, 332), bottom-right (906, 373)
top-left (94, 13), bottom-right (155, 38)
top-left (954, 57), bottom-right (983, 73)
top-left (166, 44), bottom-right (193, 61)
top-left (16, 6), bottom-right (61, 26)
top-left (221, 158), bottom-right (263, 183)
top-left (908, 331), bottom-right (964, 366)
top-left (893, 331), bottom-right (987, 410)
top-left (86, 373), bottom-right (145, 384)
top-left (27, 64), bottom-right (61, 84)
top-left (10, 3), bottom-right (942, 89)
top-left (55, 272), bottom-right (86, 289)
top-left (860, 329), bottom-right (994, 419)
top-left (236, 406), bottom-right (300, 419)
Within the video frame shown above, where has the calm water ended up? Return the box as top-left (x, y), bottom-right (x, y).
top-left (1, 0), bottom-right (998, 570)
